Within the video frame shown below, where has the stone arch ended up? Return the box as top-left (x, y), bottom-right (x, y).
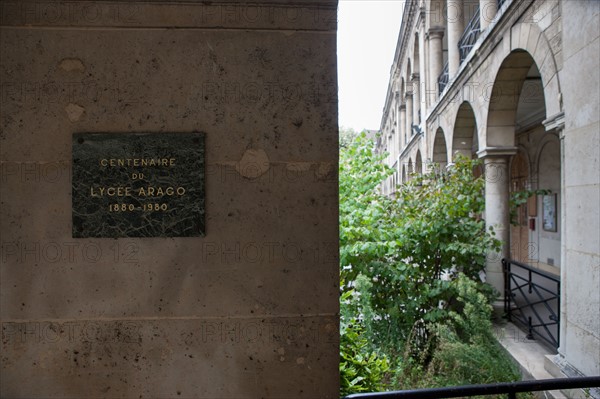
top-left (408, 158), bottom-right (414, 180)
top-left (509, 145), bottom-right (531, 188)
top-left (432, 127), bottom-right (448, 168)
top-left (485, 50), bottom-right (547, 148)
top-left (402, 164), bottom-right (407, 183)
top-left (452, 101), bottom-right (478, 160)
top-left (509, 22), bottom-right (562, 117)
top-left (534, 132), bottom-right (561, 178)
top-left (536, 135), bottom-right (561, 197)
top-left (415, 150), bottom-right (423, 175)
top-left (481, 23), bottom-right (562, 149)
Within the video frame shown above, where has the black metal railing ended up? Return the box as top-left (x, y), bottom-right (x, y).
top-left (438, 61), bottom-right (449, 95)
top-left (503, 258), bottom-right (560, 349)
top-left (343, 376), bottom-right (600, 399)
top-left (458, 7), bottom-right (482, 63)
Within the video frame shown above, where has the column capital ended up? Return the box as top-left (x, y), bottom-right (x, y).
top-left (477, 147), bottom-right (518, 159)
top-left (427, 26), bottom-right (445, 39)
top-left (410, 72), bottom-right (420, 82)
top-left (399, 104), bottom-right (407, 111)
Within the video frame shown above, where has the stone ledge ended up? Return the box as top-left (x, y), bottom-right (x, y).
top-left (546, 354), bottom-right (600, 399)
top-left (494, 321), bottom-right (592, 399)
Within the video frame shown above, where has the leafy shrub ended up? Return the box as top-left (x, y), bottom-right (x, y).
top-left (429, 276), bottom-right (520, 385)
top-left (339, 132), bottom-right (522, 395)
top-left (393, 275), bottom-right (526, 397)
top-left (340, 287), bottom-right (390, 396)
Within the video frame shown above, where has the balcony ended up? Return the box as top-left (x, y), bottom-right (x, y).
top-left (437, 61), bottom-right (449, 95)
top-left (458, 7), bottom-right (482, 63)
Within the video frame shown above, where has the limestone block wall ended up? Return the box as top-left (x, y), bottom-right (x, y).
top-left (0, 1), bottom-right (340, 397)
top-left (559, 0), bottom-right (600, 378)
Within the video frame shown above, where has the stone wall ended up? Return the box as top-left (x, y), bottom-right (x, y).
top-left (559, 0), bottom-right (600, 378)
top-left (0, 1), bottom-right (340, 397)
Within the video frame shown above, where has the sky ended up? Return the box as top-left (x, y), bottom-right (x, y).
top-left (337, 1), bottom-right (405, 133)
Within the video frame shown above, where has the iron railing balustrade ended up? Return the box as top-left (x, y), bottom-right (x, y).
top-left (503, 258), bottom-right (560, 349)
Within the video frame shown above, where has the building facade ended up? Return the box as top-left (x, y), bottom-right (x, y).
top-left (378, 0), bottom-right (599, 381)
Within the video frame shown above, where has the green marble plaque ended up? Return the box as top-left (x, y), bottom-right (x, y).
top-left (72, 132), bottom-right (205, 238)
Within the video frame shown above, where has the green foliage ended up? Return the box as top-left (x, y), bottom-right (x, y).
top-left (339, 132), bottom-right (395, 286)
top-left (428, 276), bottom-right (520, 384)
top-left (341, 147), bottom-right (501, 355)
top-left (339, 132), bottom-right (522, 395)
top-left (339, 132), bottom-right (393, 395)
top-left (393, 275), bottom-right (526, 397)
top-left (340, 288), bottom-right (390, 397)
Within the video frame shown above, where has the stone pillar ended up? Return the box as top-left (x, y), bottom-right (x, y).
top-left (447, 0), bottom-right (464, 78)
top-left (393, 129), bottom-right (396, 161)
top-left (543, 113), bottom-right (566, 356)
top-left (418, 27), bottom-right (427, 114)
top-left (411, 75), bottom-right (421, 126)
top-left (424, 34), bottom-right (431, 109)
top-left (405, 92), bottom-right (414, 141)
top-left (388, 131), bottom-right (394, 162)
top-left (558, 125), bottom-right (567, 357)
top-left (478, 148), bottom-right (517, 305)
top-left (428, 28), bottom-right (445, 104)
top-left (390, 132), bottom-right (394, 160)
top-left (399, 104), bottom-right (407, 150)
top-left (395, 92), bottom-right (402, 155)
top-left (480, 0), bottom-right (498, 30)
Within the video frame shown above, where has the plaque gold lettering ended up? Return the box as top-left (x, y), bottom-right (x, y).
top-left (73, 132), bottom-right (204, 238)
top-left (90, 186), bottom-right (132, 197)
top-left (99, 158), bottom-right (177, 167)
top-left (137, 186), bottom-right (185, 197)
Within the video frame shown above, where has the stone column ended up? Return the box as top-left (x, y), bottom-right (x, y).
top-left (418, 27), bottom-right (427, 113)
top-left (399, 104), bottom-right (407, 150)
top-left (395, 92), bottom-right (402, 155)
top-left (479, 148), bottom-right (517, 306)
top-left (405, 92), bottom-right (413, 142)
top-left (447, 0), bottom-right (464, 78)
top-left (387, 121), bottom-right (394, 161)
top-left (480, 0), bottom-right (498, 30)
top-left (424, 34), bottom-right (431, 109)
top-left (390, 130), bottom-right (396, 162)
top-left (558, 126), bottom-right (567, 356)
top-left (428, 28), bottom-right (444, 104)
top-left (411, 75), bottom-right (421, 126)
